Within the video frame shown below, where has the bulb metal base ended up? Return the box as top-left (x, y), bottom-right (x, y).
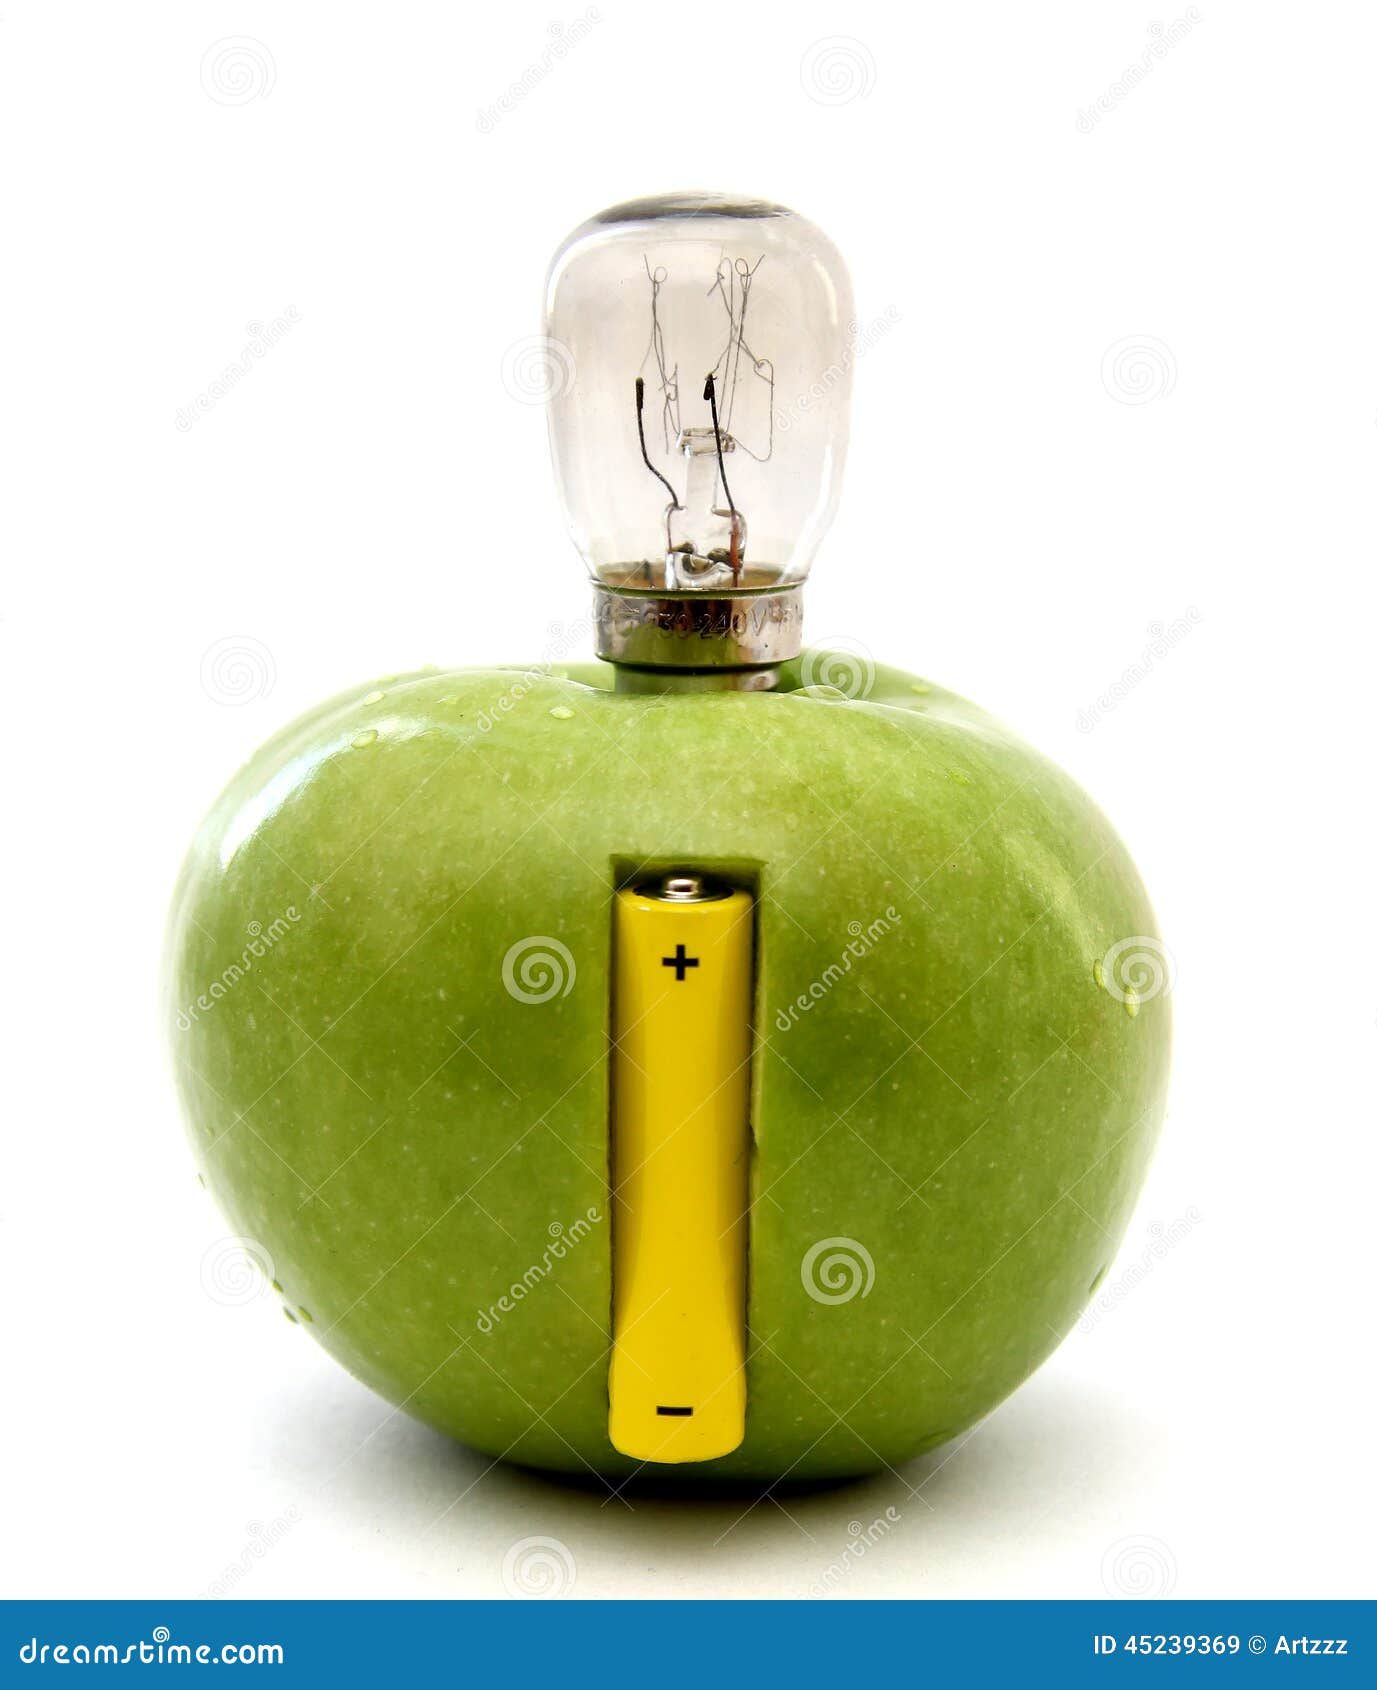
top-left (593, 578), bottom-right (803, 679)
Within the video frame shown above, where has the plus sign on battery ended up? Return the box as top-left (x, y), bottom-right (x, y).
top-left (661, 943), bottom-right (699, 981)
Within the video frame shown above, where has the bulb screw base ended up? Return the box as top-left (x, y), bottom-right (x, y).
top-left (593, 580), bottom-right (803, 676)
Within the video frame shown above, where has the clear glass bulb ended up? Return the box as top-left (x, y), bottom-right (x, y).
top-left (544, 193), bottom-right (854, 598)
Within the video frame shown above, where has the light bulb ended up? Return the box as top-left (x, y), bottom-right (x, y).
top-left (544, 193), bottom-right (854, 680)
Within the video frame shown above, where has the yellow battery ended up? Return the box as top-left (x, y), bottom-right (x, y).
top-left (608, 877), bottom-right (754, 1463)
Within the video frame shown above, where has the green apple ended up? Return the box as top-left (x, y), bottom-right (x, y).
top-left (166, 653), bottom-right (1169, 1481)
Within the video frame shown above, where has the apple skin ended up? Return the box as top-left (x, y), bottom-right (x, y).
top-left (166, 653), bottom-right (1169, 1481)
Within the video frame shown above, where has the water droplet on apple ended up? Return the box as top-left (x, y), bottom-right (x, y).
top-left (362, 689), bottom-right (386, 705)
top-left (1124, 989), bottom-right (1139, 1018)
top-left (549, 706), bottom-right (575, 720)
top-left (351, 729), bottom-right (379, 749)
top-left (1093, 960), bottom-right (1106, 989)
top-left (297, 1306), bottom-right (314, 1323)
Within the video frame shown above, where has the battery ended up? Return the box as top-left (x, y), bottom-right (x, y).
top-left (607, 874), bottom-right (754, 1462)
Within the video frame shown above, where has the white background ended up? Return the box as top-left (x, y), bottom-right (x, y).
top-left (2, 0), bottom-right (1373, 1601)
